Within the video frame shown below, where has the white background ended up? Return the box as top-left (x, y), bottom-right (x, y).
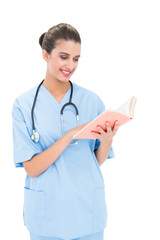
top-left (0, 0), bottom-right (160, 239)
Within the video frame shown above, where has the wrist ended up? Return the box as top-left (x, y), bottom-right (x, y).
top-left (101, 138), bottom-right (113, 147)
top-left (65, 130), bottom-right (74, 142)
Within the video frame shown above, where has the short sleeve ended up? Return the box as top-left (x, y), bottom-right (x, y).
top-left (94, 96), bottom-right (115, 159)
top-left (12, 98), bottom-right (42, 167)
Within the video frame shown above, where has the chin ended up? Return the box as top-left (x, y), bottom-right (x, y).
top-left (58, 78), bottom-right (70, 83)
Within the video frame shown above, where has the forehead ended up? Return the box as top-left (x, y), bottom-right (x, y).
top-left (52, 39), bottom-right (81, 55)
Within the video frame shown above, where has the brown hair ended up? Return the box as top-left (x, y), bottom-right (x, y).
top-left (39, 23), bottom-right (81, 54)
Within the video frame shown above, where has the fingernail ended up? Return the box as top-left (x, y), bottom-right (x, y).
top-left (116, 121), bottom-right (119, 124)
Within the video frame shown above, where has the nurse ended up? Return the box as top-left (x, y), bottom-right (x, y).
top-left (12, 23), bottom-right (119, 240)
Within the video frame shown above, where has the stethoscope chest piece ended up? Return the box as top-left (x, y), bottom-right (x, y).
top-left (31, 130), bottom-right (40, 142)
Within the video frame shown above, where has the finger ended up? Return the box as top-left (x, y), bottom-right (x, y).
top-left (113, 121), bottom-right (119, 134)
top-left (97, 126), bottom-right (104, 134)
top-left (106, 122), bottom-right (112, 132)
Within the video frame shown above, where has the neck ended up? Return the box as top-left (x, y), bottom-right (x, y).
top-left (42, 74), bottom-right (71, 95)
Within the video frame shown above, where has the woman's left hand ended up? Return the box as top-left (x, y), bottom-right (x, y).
top-left (91, 121), bottom-right (119, 143)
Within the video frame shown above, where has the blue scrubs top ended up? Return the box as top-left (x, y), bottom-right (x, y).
top-left (12, 82), bottom-right (114, 239)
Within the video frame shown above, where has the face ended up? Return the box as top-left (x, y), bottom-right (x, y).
top-left (42, 39), bottom-right (81, 83)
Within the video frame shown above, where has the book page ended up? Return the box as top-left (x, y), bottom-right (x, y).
top-left (117, 97), bottom-right (137, 118)
top-left (117, 98), bottom-right (131, 115)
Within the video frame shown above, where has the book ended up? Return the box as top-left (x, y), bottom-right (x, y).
top-left (73, 96), bottom-right (137, 139)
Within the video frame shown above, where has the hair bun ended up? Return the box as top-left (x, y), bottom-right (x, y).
top-left (39, 32), bottom-right (47, 48)
top-left (38, 23), bottom-right (81, 54)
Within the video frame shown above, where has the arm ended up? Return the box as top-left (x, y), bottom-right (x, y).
top-left (23, 131), bottom-right (73, 178)
top-left (92, 121), bottom-right (119, 166)
top-left (23, 122), bottom-right (89, 178)
top-left (94, 140), bottom-right (113, 166)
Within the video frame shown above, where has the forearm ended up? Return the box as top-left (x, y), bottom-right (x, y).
top-left (94, 139), bottom-right (113, 166)
top-left (23, 131), bottom-right (73, 178)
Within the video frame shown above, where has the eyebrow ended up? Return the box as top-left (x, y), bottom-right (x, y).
top-left (59, 52), bottom-right (80, 57)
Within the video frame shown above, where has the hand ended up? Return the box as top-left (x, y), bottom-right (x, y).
top-left (91, 121), bottom-right (119, 143)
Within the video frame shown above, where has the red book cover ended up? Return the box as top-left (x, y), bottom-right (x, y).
top-left (73, 96), bottom-right (137, 139)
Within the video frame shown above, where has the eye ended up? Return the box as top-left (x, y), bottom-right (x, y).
top-left (60, 56), bottom-right (79, 62)
top-left (60, 56), bottom-right (67, 60)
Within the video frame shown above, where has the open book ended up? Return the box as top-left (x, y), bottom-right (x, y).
top-left (73, 96), bottom-right (137, 139)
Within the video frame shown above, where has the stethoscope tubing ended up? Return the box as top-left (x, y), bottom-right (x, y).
top-left (31, 79), bottom-right (79, 144)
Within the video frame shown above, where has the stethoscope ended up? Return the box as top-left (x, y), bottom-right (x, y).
top-left (31, 79), bottom-right (79, 145)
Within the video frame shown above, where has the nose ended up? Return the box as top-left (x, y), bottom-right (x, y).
top-left (65, 59), bottom-right (75, 71)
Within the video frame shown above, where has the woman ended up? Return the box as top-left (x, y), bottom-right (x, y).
top-left (12, 23), bottom-right (119, 240)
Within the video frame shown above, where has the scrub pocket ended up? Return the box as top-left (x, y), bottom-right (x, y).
top-left (93, 186), bottom-right (107, 232)
top-left (23, 187), bottom-right (46, 233)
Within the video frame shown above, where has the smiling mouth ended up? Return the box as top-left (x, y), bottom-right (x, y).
top-left (61, 69), bottom-right (71, 76)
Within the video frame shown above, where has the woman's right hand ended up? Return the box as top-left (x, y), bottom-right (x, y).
top-left (68, 122), bottom-right (91, 139)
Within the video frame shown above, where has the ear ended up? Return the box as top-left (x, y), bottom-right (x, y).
top-left (42, 49), bottom-right (49, 62)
